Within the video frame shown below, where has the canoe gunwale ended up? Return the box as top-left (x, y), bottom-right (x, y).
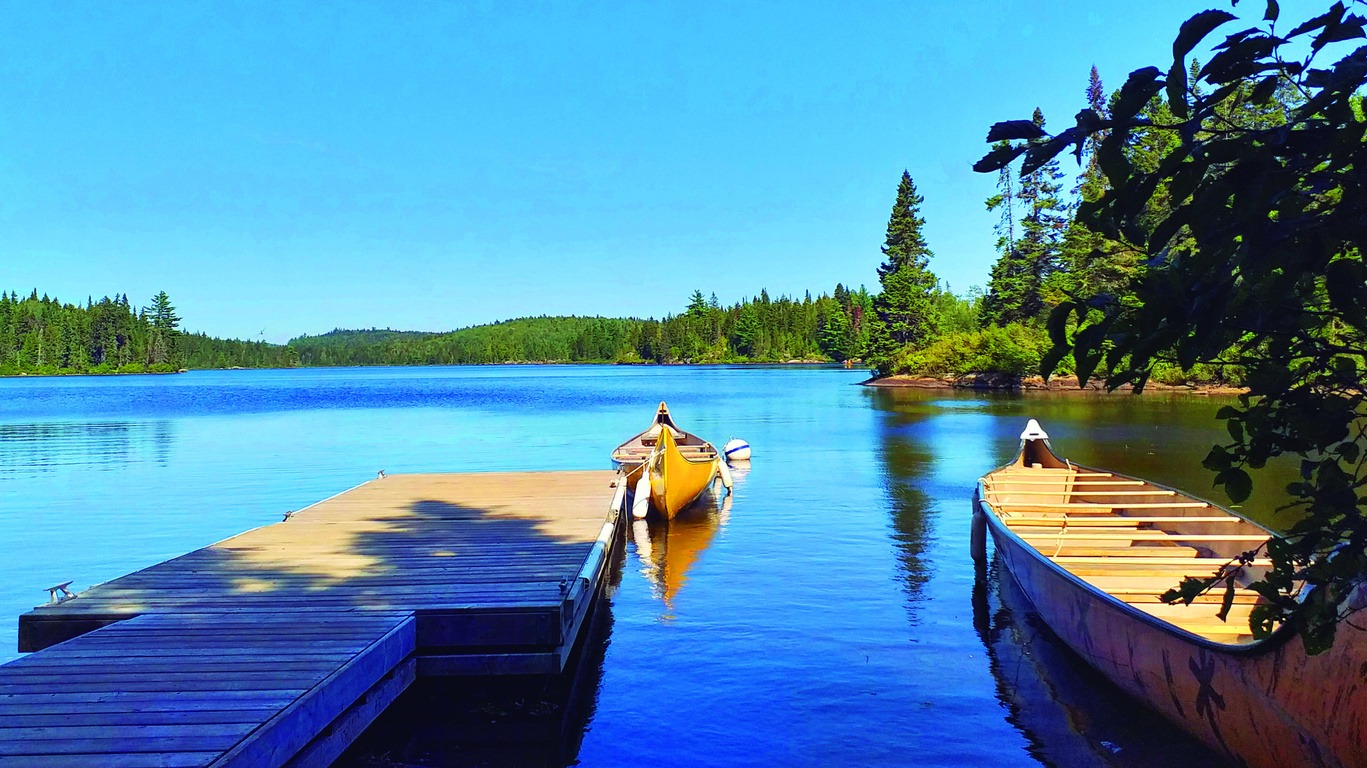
top-left (975, 474), bottom-right (1299, 656)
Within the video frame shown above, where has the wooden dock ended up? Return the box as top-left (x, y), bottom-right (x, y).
top-left (1, 471), bottom-right (622, 767)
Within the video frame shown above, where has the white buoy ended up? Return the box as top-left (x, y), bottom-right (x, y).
top-left (723, 438), bottom-right (751, 462)
top-left (717, 459), bottom-right (733, 491)
top-left (632, 472), bottom-right (651, 519)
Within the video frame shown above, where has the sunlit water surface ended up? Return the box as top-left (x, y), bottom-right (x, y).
top-left (0, 367), bottom-right (1286, 767)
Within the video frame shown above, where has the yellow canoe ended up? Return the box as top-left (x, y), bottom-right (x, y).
top-left (648, 427), bottom-right (720, 519)
top-left (612, 401), bottom-right (718, 486)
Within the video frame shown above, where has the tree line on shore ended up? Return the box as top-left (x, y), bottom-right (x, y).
top-left (290, 287), bottom-right (878, 366)
top-left (0, 290), bottom-right (296, 375)
top-left (0, 283), bottom-right (889, 374)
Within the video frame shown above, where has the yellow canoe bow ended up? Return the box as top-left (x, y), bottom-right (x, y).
top-left (648, 427), bottom-right (720, 519)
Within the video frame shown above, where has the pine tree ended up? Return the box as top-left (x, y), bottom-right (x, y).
top-left (982, 108), bottom-right (1066, 327)
top-left (867, 171), bottom-right (939, 373)
top-left (686, 290), bottom-right (707, 318)
top-left (146, 291), bottom-right (182, 366)
top-left (1056, 70), bottom-right (1145, 303)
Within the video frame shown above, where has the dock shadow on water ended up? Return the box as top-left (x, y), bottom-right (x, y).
top-left (332, 531), bottom-right (625, 768)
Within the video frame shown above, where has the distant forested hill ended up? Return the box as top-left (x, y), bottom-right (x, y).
top-left (287, 286), bottom-right (876, 365)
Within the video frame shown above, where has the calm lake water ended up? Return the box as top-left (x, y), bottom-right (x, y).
top-left (0, 366), bottom-right (1289, 767)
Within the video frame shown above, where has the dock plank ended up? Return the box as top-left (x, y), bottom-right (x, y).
top-left (3, 471), bottom-right (622, 768)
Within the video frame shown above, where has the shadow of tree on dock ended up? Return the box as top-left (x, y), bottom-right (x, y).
top-left (44, 473), bottom-right (616, 616)
top-left (24, 473), bottom-right (620, 660)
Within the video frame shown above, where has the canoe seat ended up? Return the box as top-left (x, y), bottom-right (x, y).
top-left (1020, 530), bottom-right (1270, 543)
top-left (1114, 587), bottom-right (1266, 606)
top-left (997, 502), bottom-right (1211, 511)
top-left (1005, 516), bottom-right (1246, 526)
top-left (1127, 601), bottom-right (1258, 640)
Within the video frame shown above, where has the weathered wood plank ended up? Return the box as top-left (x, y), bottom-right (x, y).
top-left (281, 658), bottom-right (415, 768)
top-left (210, 616), bottom-right (416, 768)
top-left (4, 471), bottom-right (620, 768)
top-left (0, 710), bottom-right (284, 728)
top-left (0, 752), bottom-right (220, 767)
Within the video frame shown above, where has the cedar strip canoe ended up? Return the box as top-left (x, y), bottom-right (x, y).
top-left (974, 419), bottom-right (1367, 768)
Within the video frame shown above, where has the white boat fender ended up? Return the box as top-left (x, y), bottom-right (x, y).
top-left (723, 438), bottom-right (751, 462)
top-left (717, 459), bottom-right (733, 492)
top-left (610, 480), bottom-right (628, 515)
top-left (632, 472), bottom-right (651, 519)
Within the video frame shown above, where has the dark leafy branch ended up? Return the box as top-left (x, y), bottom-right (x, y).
top-left (979, 0), bottom-right (1367, 653)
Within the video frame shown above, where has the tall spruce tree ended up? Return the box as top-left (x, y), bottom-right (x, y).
top-left (146, 291), bottom-right (181, 366)
top-left (981, 108), bottom-right (1066, 326)
top-left (868, 171), bottom-right (938, 373)
top-left (1056, 69), bottom-right (1142, 302)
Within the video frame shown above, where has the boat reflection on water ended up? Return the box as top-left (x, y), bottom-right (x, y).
top-left (632, 491), bottom-right (731, 614)
top-left (974, 557), bottom-right (1234, 768)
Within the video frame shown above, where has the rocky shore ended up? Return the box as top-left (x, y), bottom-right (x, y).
top-left (863, 373), bottom-right (1245, 396)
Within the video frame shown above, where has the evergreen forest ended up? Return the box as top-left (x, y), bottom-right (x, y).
top-left (0, 290), bottom-right (296, 375)
top-left (0, 285), bottom-right (883, 375)
top-left (291, 287), bottom-right (876, 365)
top-left (859, 63), bottom-right (1289, 386)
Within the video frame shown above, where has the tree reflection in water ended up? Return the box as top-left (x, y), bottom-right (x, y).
top-left (874, 400), bottom-right (938, 623)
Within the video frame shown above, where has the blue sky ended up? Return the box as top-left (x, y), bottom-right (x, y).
top-left (0, 1), bottom-right (1300, 342)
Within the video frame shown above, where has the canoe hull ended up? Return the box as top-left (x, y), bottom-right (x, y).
top-left (648, 428), bottom-right (718, 519)
top-left (979, 487), bottom-right (1367, 768)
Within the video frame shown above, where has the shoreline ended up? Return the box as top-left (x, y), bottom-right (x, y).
top-left (863, 373), bottom-right (1246, 396)
top-left (0, 360), bottom-right (852, 379)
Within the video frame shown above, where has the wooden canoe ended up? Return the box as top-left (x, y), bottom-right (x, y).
top-left (975, 420), bottom-right (1367, 768)
top-left (647, 427), bottom-right (720, 519)
top-left (611, 401), bottom-right (720, 486)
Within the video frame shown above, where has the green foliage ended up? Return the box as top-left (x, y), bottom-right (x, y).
top-left (0, 290), bottom-right (296, 375)
top-left (891, 323), bottom-right (1053, 378)
top-left (981, 109), bottom-right (1067, 328)
top-left (978, 0), bottom-right (1367, 651)
top-left (933, 287), bottom-right (981, 335)
top-left (289, 287), bottom-right (875, 366)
